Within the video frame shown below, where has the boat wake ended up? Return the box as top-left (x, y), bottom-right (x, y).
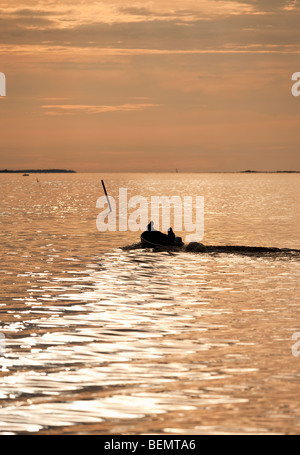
top-left (122, 241), bottom-right (300, 257)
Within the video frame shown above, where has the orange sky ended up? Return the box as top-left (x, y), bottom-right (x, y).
top-left (0, 0), bottom-right (300, 172)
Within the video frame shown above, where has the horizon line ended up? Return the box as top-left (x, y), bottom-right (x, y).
top-left (1, 169), bottom-right (299, 174)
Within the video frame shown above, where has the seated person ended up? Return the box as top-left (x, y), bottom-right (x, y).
top-left (168, 227), bottom-right (175, 243)
top-left (147, 221), bottom-right (156, 231)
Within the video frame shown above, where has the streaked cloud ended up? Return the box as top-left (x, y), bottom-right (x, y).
top-left (0, 0), bottom-right (299, 54)
top-left (42, 103), bottom-right (159, 115)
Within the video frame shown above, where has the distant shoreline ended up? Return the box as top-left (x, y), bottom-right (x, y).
top-left (240, 170), bottom-right (299, 174)
top-left (0, 169), bottom-right (298, 174)
top-left (0, 169), bottom-right (76, 174)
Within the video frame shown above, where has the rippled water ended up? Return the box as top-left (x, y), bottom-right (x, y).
top-left (0, 173), bottom-right (299, 434)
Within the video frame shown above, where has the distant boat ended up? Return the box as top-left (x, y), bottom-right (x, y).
top-left (22, 173), bottom-right (29, 176)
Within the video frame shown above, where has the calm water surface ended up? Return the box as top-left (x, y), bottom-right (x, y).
top-left (0, 173), bottom-right (299, 434)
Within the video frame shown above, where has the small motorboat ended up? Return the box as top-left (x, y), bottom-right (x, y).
top-left (22, 173), bottom-right (29, 176)
top-left (141, 230), bottom-right (184, 248)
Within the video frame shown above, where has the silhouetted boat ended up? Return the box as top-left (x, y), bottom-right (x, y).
top-left (141, 230), bottom-right (184, 248)
top-left (22, 173), bottom-right (29, 176)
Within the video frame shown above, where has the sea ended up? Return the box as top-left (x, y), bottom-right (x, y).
top-left (0, 172), bottom-right (299, 435)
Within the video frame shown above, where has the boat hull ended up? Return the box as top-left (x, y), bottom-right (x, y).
top-left (141, 231), bottom-right (183, 248)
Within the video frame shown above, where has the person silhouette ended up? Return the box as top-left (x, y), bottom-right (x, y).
top-left (147, 221), bottom-right (155, 231)
top-left (168, 227), bottom-right (175, 243)
top-left (147, 221), bottom-right (157, 232)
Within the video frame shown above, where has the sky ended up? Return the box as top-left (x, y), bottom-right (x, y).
top-left (0, 0), bottom-right (300, 172)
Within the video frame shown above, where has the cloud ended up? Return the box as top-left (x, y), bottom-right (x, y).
top-left (215, 0), bottom-right (299, 11)
top-left (0, 0), bottom-right (299, 55)
top-left (42, 103), bottom-right (159, 115)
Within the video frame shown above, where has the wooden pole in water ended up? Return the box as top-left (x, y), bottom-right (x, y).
top-left (101, 179), bottom-right (112, 213)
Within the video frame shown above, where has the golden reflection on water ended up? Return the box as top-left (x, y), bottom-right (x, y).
top-left (0, 173), bottom-right (299, 434)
